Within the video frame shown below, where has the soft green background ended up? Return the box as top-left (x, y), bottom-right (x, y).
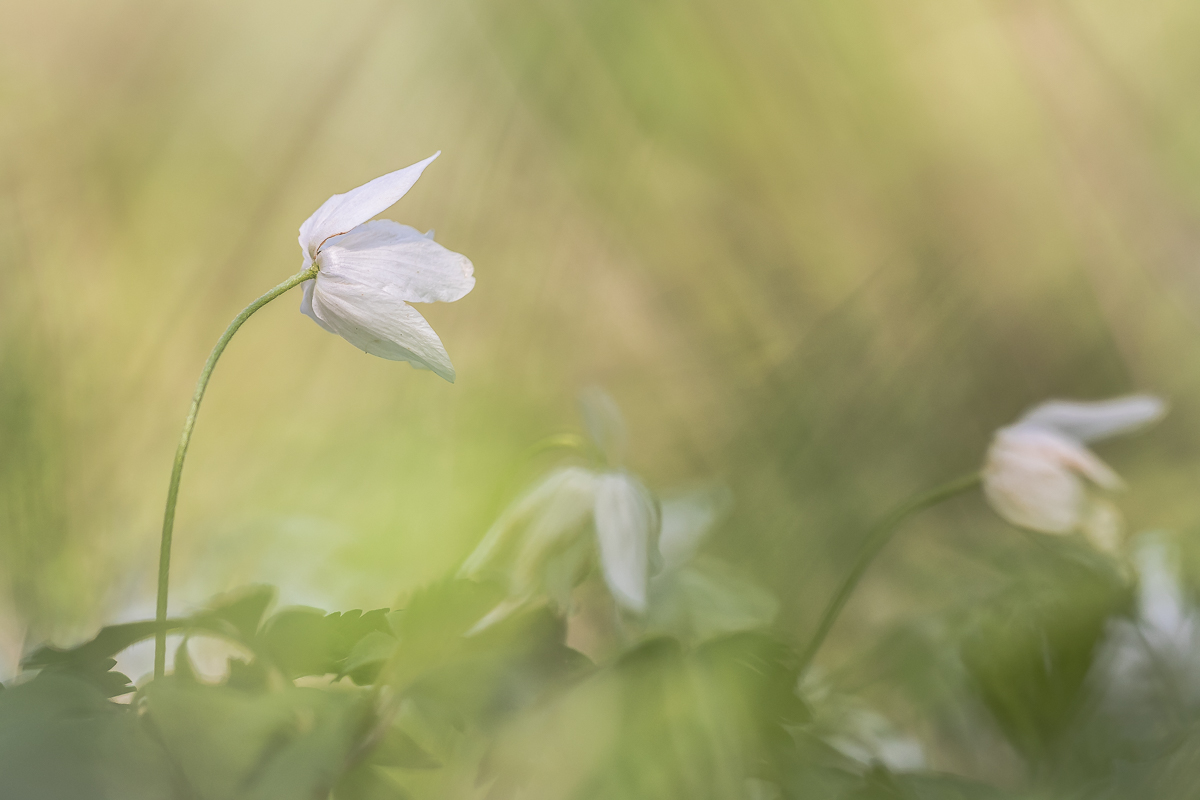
top-left (2, 0), bottom-right (1198, 722)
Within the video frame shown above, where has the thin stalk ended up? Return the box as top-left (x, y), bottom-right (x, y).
top-left (798, 471), bottom-right (981, 673)
top-left (155, 265), bottom-right (317, 678)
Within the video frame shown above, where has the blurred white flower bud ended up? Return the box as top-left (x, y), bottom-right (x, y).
top-left (983, 395), bottom-right (1164, 536)
top-left (460, 390), bottom-right (662, 630)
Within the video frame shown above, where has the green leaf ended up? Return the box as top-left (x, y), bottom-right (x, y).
top-left (258, 606), bottom-right (391, 679)
top-left (258, 607), bottom-right (331, 678)
top-left (341, 630), bottom-right (398, 684)
top-left (226, 657), bottom-right (271, 693)
top-left (402, 606), bottom-right (590, 730)
top-left (960, 550), bottom-right (1133, 763)
top-left (194, 585), bottom-right (277, 641)
top-left (334, 763), bottom-right (411, 800)
top-left (174, 639), bottom-right (198, 684)
top-left (368, 726), bottom-right (442, 770)
top-left (381, 578), bottom-right (507, 691)
top-left (22, 620), bottom-right (165, 669)
top-left (0, 672), bottom-right (179, 799)
top-left (142, 681), bottom-right (369, 800)
top-left (21, 588), bottom-right (275, 675)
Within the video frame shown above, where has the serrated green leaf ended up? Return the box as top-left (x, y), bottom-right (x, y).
top-left (258, 606), bottom-right (391, 679)
top-left (23, 620), bottom-right (165, 669)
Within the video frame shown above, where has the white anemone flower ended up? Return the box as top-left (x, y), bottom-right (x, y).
top-left (298, 152), bottom-right (475, 382)
top-left (459, 390), bottom-right (661, 629)
top-left (983, 395), bottom-right (1165, 537)
top-left (1095, 533), bottom-right (1200, 733)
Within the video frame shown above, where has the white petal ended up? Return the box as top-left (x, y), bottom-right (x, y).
top-left (299, 279), bottom-right (335, 333)
top-left (983, 425), bottom-right (1117, 533)
top-left (578, 386), bottom-right (627, 467)
top-left (460, 467), bottom-right (597, 578)
top-left (593, 471), bottom-right (660, 612)
top-left (1135, 536), bottom-right (1187, 636)
top-left (298, 152), bottom-right (440, 258)
top-left (657, 486), bottom-right (732, 572)
top-left (317, 220), bottom-right (475, 303)
top-left (1018, 395), bottom-right (1166, 443)
top-left (510, 468), bottom-right (600, 595)
top-left (309, 273), bottom-right (457, 381)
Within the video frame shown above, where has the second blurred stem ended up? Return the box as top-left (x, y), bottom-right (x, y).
top-left (798, 472), bottom-right (981, 673)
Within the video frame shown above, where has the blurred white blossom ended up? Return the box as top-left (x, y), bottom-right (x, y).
top-left (800, 669), bottom-right (926, 772)
top-left (460, 390), bottom-right (660, 629)
top-left (298, 152), bottom-right (475, 381)
top-left (983, 395), bottom-right (1164, 537)
top-left (1094, 533), bottom-right (1200, 742)
top-left (642, 487), bottom-right (778, 640)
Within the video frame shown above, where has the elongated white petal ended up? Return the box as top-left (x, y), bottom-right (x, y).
top-left (983, 425), bottom-right (1119, 533)
top-left (579, 386), bottom-right (627, 467)
top-left (298, 152), bottom-right (439, 258)
top-left (593, 471), bottom-right (660, 612)
top-left (1019, 395), bottom-right (1165, 443)
top-left (460, 467), bottom-right (597, 577)
top-left (309, 273), bottom-right (457, 381)
top-left (509, 468), bottom-right (599, 593)
top-left (317, 220), bottom-right (475, 303)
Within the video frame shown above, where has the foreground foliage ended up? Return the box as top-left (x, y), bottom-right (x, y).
top-left (6, 529), bottom-right (1200, 799)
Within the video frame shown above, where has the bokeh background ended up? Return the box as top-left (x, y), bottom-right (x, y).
top-left (3, 0), bottom-right (1200, 776)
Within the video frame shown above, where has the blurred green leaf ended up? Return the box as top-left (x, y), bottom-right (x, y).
top-left (194, 585), bottom-right (277, 641)
top-left (0, 672), bottom-right (179, 798)
top-left (259, 606), bottom-right (391, 679)
top-left (226, 657), bottom-right (272, 693)
top-left (142, 681), bottom-right (369, 800)
top-left (334, 763), bottom-right (411, 800)
top-left (405, 606), bottom-right (590, 731)
top-left (342, 630), bottom-right (399, 684)
top-left (369, 726), bottom-right (442, 770)
top-left (21, 586), bottom-right (275, 675)
top-left (644, 556), bottom-right (780, 642)
top-left (960, 544), bottom-right (1133, 764)
top-left (23, 620), bottom-right (164, 669)
top-left (381, 578), bottom-right (507, 691)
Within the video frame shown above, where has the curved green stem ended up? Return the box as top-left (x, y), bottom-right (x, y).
top-left (798, 471), bottom-right (981, 673)
top-left (154, 266), bottom-right (317, 678)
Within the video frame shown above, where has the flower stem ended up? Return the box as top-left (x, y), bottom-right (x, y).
top-left (154, 266), bottom-right (317, 678)
top-left (798, 471), bottom-right (981, 673)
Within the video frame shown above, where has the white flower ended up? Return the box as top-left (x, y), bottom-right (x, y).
top-left (298, 152), bottom-right (475, 382)
top-left (461, 467), bottom-right (660, 622)
top-left (459, 390), bottom-right (662, 628)
top-left (983, 395), bottom-right (1164, 535)
top-left (1095, 534), bottom-right (1200, 731)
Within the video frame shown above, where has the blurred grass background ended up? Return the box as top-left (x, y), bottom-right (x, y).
top-left (3, 0), bottom-right (1200, 732)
